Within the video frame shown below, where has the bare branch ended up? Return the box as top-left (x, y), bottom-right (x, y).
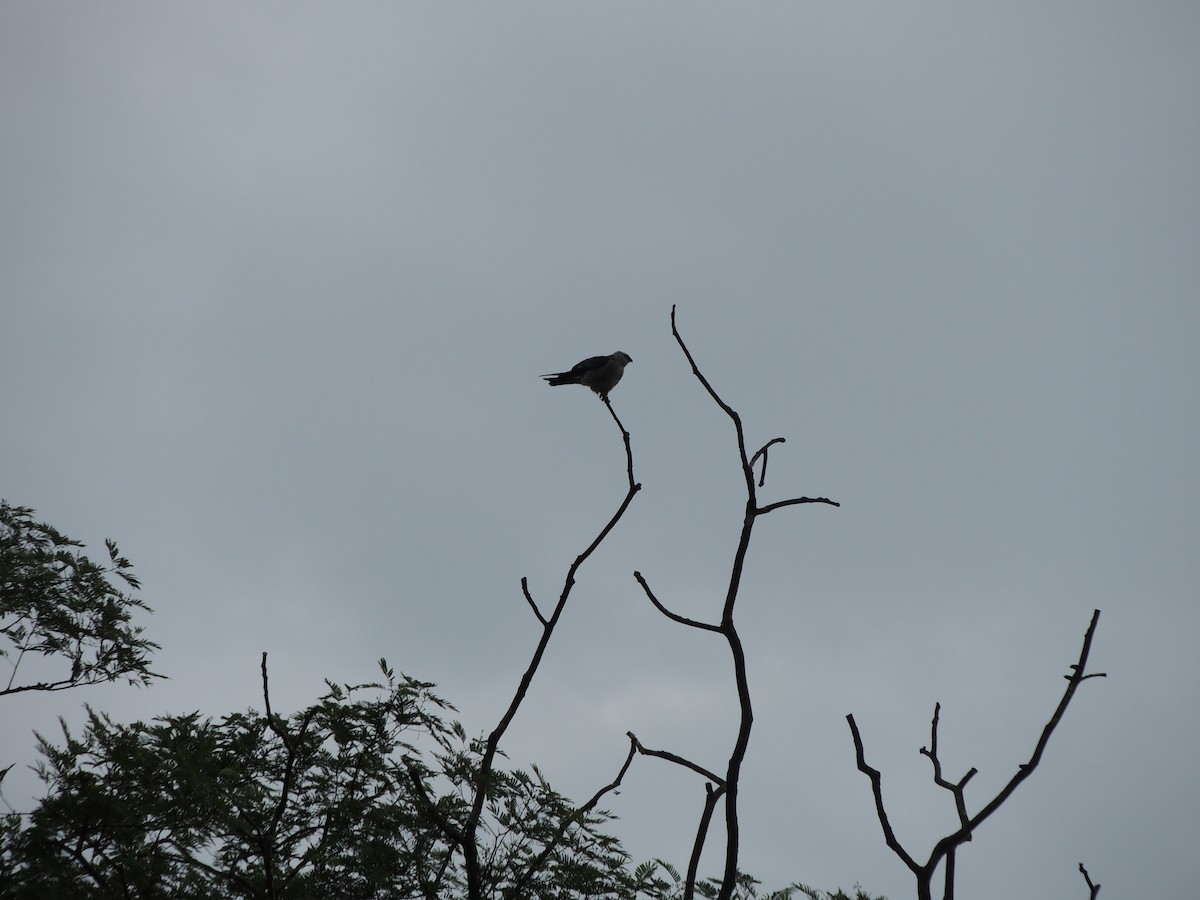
top-left (846, 714), bottom-right (921, 876)
top-left (603, 395), bottom-right (636, 487)
top-left (505, 735), bottom-right (640, 899)
top-left (460, 396), bottom-right (641, 898)
top-left (666, 306), bottom-right (838, 900)
top-left (685, 782), bottom-right (725, 900)
top-left (260, 652), bottom-right (277, 723)
top-left (634, 572), bottom-right (720, 632)
top-left (959, 610), bottom-right (1104, 834)
top-left (849, 611), bottom-right (1106, 900)
top-left (519, 577), bottom-right (547, 627)
top-left (756, 496), bottom-right (841, 514)
top-left (918, 703), bottom-right (976, 830)
top-left (627, 727), bottom-right (725, 900)
top-left (259, 652), bottom-right (316, 866)
top-left (670, 305), bottom-right (748, 464)
top-left (749, 437), bottom-right (785, 487)
top-left (627, 732), bottom-right (725, 785)
top-left (1079, 862), bottom-right (1101, 899)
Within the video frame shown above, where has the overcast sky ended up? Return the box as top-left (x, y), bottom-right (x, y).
top-left (3, 3), bottom-right (1198, 898)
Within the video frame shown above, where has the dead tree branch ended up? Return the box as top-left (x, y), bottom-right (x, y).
top-left (455, 396), bottom-right (641, 900)
top-left (1079, 862), bottom-right (1101, 899)
top-left (504, 735), bottom-right (640, 900)
top-left (919, 703), bottom-right (976, 831)
top-left (634, 572), bottom-right (721, 633)
top-left (628, 731), bottom-right (726, 900)
top-left (628, 306), bottom-right (838, 900)
top-left (519, 577), bottom-right (546, 626)
top-left (258, 653), bottom-right (317, 900)
top-left (847, 609), bottom-right (1106, 900)
top-left (628, 732), bottom-right (725, 786)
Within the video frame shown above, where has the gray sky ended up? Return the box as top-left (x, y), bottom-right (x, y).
top-left (3, 3), bottom-right (1198, 897)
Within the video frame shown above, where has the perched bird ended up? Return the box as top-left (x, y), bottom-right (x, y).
top-left (542, 351), bottom-right (633, 399)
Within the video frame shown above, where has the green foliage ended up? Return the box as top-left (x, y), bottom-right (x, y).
top-left (0, 501), bottom-right (159, 696)
top-left (0, 504), bottom-right (883, 899)
top-left (0, 657), bottom-right (882, 900)
top-left (0, 661), bottom-right (638, 899)
top-left (631, 861), bottom-right (885, 900)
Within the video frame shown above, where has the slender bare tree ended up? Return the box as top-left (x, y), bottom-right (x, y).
top-left (454, 393), bottom-right (641, 900)
top-left (631, 306), bottom-right (839, 900)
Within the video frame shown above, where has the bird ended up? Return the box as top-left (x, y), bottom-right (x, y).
top-left (542, 351), bottom-right (633, 399)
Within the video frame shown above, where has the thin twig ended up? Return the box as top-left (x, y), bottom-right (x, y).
top-left (749, 437), bottom-right (786, 487)
top-left (520, 577), bottom-right (547, 627)
top-left (757, 496), bottom-right (841, 514)
top-left (1079, 862), bottom-right (1101, 899)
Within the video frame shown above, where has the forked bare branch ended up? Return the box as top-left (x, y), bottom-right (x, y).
top-left (848, 610), bottom-right (1106, 900)
top-left (628, 306), bottom-right (838, 900)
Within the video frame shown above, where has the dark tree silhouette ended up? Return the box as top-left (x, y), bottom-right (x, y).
top-left (450, 389), bottom-right (641, 900)
top-left (1, 501), bottom-right (159, 699)
top-left (1079, 862), bottom-right (1101, 899)
top-left (631, 306), bottom-right (839, 900)
top-left (846, 610), bottom-right (1106, 900)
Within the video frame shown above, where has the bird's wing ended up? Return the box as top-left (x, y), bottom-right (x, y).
top-left (544, 355), bottom-right (610, 378)
top-left (564, 355), bottom-right (612, 375)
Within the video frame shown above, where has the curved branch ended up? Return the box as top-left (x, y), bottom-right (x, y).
top-left (627, 732), bottom-right (725, 786)
top-left (519, 577), bottom-right (546, 627)
top-left (756, 496), bottom-right (841, 514)
top-left (749, 437), bottom-right (785, 487)
top-left (505, 735), bottom-right (640, 900)
top-left (670, 305), bottom-right (750, 473)
top-left (634, 572), bottom-right (720, 632)
top-left (846, 714), bottom-right (921, 876)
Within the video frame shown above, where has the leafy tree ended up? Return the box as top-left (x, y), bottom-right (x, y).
top-left (0, 658), bottom-right (634, 899)
top-left (0, 656), bottom-right (881, 900)
top-left (0, 501), bottom-right (159, 697)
